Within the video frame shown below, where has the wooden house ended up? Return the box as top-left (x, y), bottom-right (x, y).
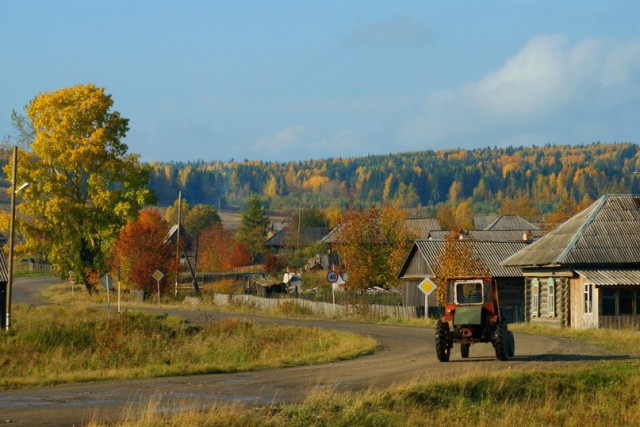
top-left (264, 227), bottom-right (329, 253)
top-left (502, 194), bottom-right (640, 330)
top-left (398, 239), bottom-right (528, 321)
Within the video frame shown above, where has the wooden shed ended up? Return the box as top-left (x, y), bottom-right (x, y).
top-left (398, 239), bottom-right (528, 321)
top-left (503, 194), bottom-right (640, 330)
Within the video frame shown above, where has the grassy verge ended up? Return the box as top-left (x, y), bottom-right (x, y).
top-left (90, 360), bottom-right (640, 426)
top-left (510, 322), bottom-right (640, 354)
top-left (0, 305), bottom-right (377, 391)
top-left (43, 283), bottom-right (438, 327)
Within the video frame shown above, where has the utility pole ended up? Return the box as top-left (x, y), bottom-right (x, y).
top-left (174, 191), bottom-right (182, 297)
top-left (5, 147), bottom-right (17, 331)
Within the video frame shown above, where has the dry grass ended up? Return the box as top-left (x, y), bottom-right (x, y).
top-left (510, 322), bottom-right (640, 354)
top-left (88, 360), bottom-right (640, 426)
top-left (0, 305), bottom-right (376, 391)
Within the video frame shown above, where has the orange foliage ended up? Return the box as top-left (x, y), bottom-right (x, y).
top-left (112, 209), bottom-right (175, 295)
top-left (199, 224), bottom-right (251, 271)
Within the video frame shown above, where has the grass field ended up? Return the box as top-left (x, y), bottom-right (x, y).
top-left (0, 305), bottom-right (376, 390)
top-left (89, 359), bottom-right (640, 426)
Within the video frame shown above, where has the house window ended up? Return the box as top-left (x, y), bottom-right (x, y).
top-left (531, 278), bottom-right (539, 318)
top-left (601, 288), bottom-right (616, 316)
top-left (619, 289), bottom-right (634, 315)
top-left (547, 278), bottom-right (556, 317)
top-left (584, 284), bottom-right (593, 314)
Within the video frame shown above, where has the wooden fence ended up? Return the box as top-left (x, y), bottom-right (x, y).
top-left (204, 293), bottom-right (419, 319)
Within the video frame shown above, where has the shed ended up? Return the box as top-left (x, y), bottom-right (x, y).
top-left (398, 239), bottom-right (528, 321)
top-left (503, 194), bottom-right (640, 330)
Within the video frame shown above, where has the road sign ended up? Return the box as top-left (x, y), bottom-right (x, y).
top-left (100, 273), bottom-right (115, 290)
top-left (152, 270), bottom-right (164, 282)
top-left (327, 271), bottom-right (339, 283)
top-left (418, 277), bottom-right (437, 296)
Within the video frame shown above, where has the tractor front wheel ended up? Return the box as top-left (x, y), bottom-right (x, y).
top-left (435, 320), bottom-right (451, 362)
top-left (460, 343), bottom-right (470, 359)
top-left (508, 331), bottom-right (515, 358)
top-left (492, 323), bottom-right (509, 361)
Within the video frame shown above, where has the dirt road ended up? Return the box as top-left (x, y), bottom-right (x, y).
top-left (0, 277), bottom-right (627, 426)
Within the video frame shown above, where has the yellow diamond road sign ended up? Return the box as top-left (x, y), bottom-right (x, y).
top-left (418, 277), bottom-right (437, 296)
top-left (152, 270), bottom-right (164, 282)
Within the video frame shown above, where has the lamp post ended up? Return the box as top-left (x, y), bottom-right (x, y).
top-left (5, 147), bottom-right (17, 332)
top-left (4, 147), bottom-right (29, 332)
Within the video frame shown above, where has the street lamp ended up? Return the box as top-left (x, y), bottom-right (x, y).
top-left (5, 147), bottom-right (28, 332)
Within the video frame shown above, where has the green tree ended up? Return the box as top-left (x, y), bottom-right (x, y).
top-left (4, 84), bottom-right (155, 292)
top-left (184, 204), bottom-right (221, 238)
top-left (236, 197), bottom-right (269, 264)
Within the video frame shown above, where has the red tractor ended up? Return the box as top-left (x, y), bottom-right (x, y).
top-left (435, 277), bottom-right (514, 361)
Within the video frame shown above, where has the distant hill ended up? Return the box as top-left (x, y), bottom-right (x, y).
top-left (147, 142), bottom-right (640, 213)
top-left (2, 143), bottom-right (638, 215)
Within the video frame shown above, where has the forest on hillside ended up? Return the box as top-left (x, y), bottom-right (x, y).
top-left (147, 142), bottom-right (640, 214)
top-left (1, 142), bottom-right (638, 215)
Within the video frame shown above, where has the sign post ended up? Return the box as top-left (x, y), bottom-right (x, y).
top-left (417, 277), bottom-right (437, 320)
top-left (327, 271), bottom-right (339, 306)
top-left (152, 270), bottom-right (164, 304)
top-left (100, 273), bottom-right (115, 320)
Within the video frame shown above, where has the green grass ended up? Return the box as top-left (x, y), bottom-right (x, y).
top-left (0, 305), bottom-right (377, 390)
top-left (91, 360), bottom-right (640, 426)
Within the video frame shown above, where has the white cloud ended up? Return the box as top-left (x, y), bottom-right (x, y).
top-left (400, 34), bottom-right (640, 149)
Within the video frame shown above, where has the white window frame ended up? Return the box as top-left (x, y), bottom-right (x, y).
top-left (584, 283), bottom-right (593, 315)
top-left (531, 278), bottom-right (540, 318)
top-left (547, 277), bottom-right (556, 318)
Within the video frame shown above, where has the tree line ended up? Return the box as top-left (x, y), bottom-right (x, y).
top-left (146, 143), bottom-right (640, 214)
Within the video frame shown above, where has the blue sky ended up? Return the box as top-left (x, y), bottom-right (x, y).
top-left (2, 1), bottom-right (639, 162)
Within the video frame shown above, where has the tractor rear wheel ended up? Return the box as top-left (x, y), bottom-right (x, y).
top-left (492, 323), bottom-right (509, 361)
top-left (508, 331), bottom-right (515, 358)
top-left (435, 320), bottom-right (451, 362)
top-left (460, 343), bottom-right (470, 359)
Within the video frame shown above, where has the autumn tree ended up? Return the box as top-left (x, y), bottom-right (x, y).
top-left (432, 231), bottom-right (489, 305)
top-left (454, 201), bottom-right (474, 230)
top-left (3, 84), bottom-right (155, 292)
top-left (436, 204), bottom-right (456, 230)
top-left (112, 209), bottom-right (174, 295)
top-left (199, 224), bottom-right (251, 271)
top-left (165, 197), bottom-right (190, 225)
top-left (235, 197), bottom-right (269, 264)
top-left (334, 206), bottom-right (412, 290)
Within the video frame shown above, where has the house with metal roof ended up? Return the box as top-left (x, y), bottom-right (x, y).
top-left (473, 214), bottom-right (539, 231)
top-left (398, 239), bottom-right (528, 321)
top-left (502, 194), bottom-right (640, 329)
top-left (265, 227), bottom-right (329, 252)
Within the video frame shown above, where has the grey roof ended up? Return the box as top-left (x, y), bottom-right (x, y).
top-left (576, 269), bottom-right (640, 286)
top-left (265, 227), bottom-right (329, 247)
top-left (403, 239), bottom-right (528, 278)
top-left (323, 218), bottom-right (441, 243)
top-left (427, 230), bottom-right (541, 242)
top-left (406, 218), bottom-right (442, 237)
top-left (503, 194), bottom-right (640, 267)
top-left (484, 215), bottom-right (539, 231)
top-left (473, 215), bottom-right (498, 230)
top-left (0, 249), bottom-right (7, 282)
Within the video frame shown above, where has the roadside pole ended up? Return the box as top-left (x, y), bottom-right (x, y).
top-left (153, 270), bottom-right (164, 305)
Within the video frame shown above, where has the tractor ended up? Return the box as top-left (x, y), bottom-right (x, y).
top-left (435, 277), bottom-right (514, 361)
